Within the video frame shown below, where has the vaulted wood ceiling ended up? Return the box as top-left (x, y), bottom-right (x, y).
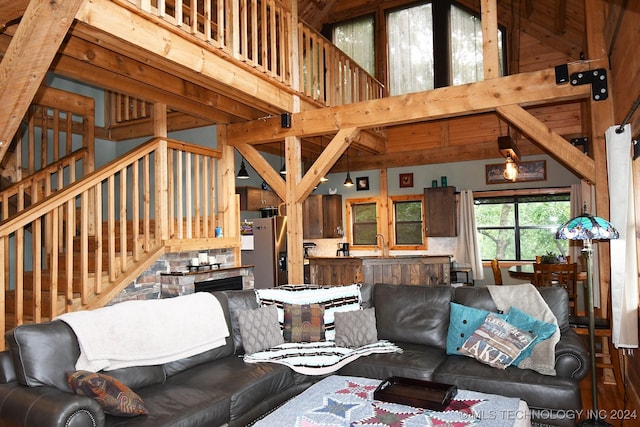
top-left (0, 0), bottom-right (599, 174)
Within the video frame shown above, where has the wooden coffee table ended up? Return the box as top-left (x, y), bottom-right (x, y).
top-left (252, 375), bottom-right (530, 426)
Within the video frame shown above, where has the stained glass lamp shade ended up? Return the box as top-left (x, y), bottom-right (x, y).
top-left (556, 211), bottom-right (618, 427)
top-left (556, 213), bottom-right (619, 241)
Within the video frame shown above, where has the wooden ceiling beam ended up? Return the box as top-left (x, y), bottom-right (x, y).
top-left (227, 65), bottom-right (592, 145)
top-left (0, 0), bottom-right (84, 161)
top-left (296, 127), bottom-right (359, 202)
top-left (497, 104), bottom-right (595, 182)
top-left (234, 143), bottom-right (286, 201)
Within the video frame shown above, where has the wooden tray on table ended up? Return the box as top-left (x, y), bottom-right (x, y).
top-left (373, 376), bottom-right (458, 411)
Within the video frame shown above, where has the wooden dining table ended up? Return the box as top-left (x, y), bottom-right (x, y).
top-left (508, 264), bottom-right (587, 281)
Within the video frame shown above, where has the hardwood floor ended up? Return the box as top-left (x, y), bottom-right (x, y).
top-left (577, 354), bottom-right (639, 426)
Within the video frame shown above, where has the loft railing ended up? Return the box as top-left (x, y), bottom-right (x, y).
top-left (0, 137), bottom-right (223, 344)
top-left (123, 0), bottom-right (384, 108)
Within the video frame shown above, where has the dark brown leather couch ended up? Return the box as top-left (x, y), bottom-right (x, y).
top-left (0, 284), bottom-right (588, 427)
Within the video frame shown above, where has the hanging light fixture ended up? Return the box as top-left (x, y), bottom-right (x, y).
top-left (343, 149), bottom-right (354, 187)
top-left (279, 142), bottom-right (287, 176)
top-left (236, 159), bottom-right (250, 180)
top-left (318, 138), bottom-right (329, 182)
top-left (503, 153), bottom-right (518, 181)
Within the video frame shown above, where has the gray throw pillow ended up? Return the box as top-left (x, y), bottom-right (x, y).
top-left (237, 305), bottom-right (284, 354)
top-left (334, 308), bottom-right (377, 348)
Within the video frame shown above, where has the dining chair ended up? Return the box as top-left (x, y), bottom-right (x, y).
top-left (533, 262), bottom-right (578, 315)
top-left (490, 259), bottom-right (503, 285)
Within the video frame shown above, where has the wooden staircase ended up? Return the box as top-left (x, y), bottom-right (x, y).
top-left (0, 137), bottom-right (224, 346)
top-left (4, 219), bottom-right (155, 330)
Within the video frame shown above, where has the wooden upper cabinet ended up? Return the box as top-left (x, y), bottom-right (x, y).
top-left (424, 186), bottom-right (457, 237)
top-left (303, 194), bottom-right (343, 238)
top-left (236, 186), bottom-right (281, 211)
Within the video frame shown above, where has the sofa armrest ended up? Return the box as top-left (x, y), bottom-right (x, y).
top-left (554, 328), bottom-right (589, 380)
top-left (0, 382), bottom-right (105, 427)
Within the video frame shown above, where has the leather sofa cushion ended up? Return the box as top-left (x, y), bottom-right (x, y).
top-left (338, 342), bottom-right (446, 381)
top-left (433, 355), bottom-right (582, 411)
top-left (374, 284), bottom-right (454, 350)
top-left (0, 351), bottom-right (16, 384)
top-left (104, 365), bottom-right (166, 390)
top-left (7, 320), bottom-right (79, 392)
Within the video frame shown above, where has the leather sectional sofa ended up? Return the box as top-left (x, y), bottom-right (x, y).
top-left (0, 283), bottom-right (588, 427)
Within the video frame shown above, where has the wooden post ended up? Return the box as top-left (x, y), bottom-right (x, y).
top-left (481, 0), bottom-right (500, 80)
top-left (585, 0), bottom-right (614, 319)
top-left (217, 126), bottom-right (240, 264)
top-left (285, 135), bottom-right (304, 284)
top-left (154, 103), bottom-right (169, 242)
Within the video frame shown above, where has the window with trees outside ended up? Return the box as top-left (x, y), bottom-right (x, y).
top-left (391, 197), bottom-right (425, 247)
top-left (475, 192), bottom-right (571, 261)
top-left (351, 201), bottom-right (378, 245)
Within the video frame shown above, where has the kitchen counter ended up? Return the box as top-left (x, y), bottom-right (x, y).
top-left (308, 256), bottom-right (450, 286)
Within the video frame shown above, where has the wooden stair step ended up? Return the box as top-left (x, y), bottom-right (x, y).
top-left (5, 289), bottom-right (78, 318)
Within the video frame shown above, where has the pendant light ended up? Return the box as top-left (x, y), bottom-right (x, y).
top-left (319, 138), bottom-right (328, 182)
top-left (236, 159), bottom-right (250, 180)
top-left (343, 149), bottom-right (354, 187)
top-left (279, 142), bottom-right (287, 176)
top-left (503, 153), bottom-right (518, 181)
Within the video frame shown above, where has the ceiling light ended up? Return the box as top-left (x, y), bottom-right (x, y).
top-left (236, 159), bottom-right (250, 179)
top-left (503, 154), bottom-right (518, 181)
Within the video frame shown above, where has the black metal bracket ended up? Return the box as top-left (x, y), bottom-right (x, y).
top-left (281, 112), bottom-right (292, 128)
top-left (570, 68), bottom-right (608, 101)
top-left (570, 137), bottom-right (589, 155)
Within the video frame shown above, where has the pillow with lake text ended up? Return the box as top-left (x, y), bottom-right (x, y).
top-left (459, 313), bottom-right (537, 369)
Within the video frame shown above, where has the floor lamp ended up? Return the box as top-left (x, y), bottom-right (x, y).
top-left (556, 210), bottom-right (619, 427)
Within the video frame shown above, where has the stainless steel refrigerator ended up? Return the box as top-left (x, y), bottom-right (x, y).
top-left (242, 216), bottom-right (287, 288)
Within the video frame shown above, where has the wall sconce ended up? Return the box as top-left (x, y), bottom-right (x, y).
top-left (236, 159), bottom-right (250, 180)
top-left (503, 153), bottom-right (518, 181)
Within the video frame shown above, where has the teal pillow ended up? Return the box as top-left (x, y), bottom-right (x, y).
top-left (446, 303), bottom-right (506, 355)
top-left (505, 306), bottom-right (558, 365)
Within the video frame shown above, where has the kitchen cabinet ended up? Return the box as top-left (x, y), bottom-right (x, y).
top-left (236, 186), bottom-right (281, 211)
top-left (303, 194), bottom-right (343, 238)
top-left (424, 186), bottom-right (457, 237)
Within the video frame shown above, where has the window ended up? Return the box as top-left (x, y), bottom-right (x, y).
top-left (390, 196), bottom-right (425, 247)
top-left (333, 15), bottom-right (375, 75)
top-left (351, 201), bottom-right (378, 245)
top-left (475, 192), bottom-right (571, 261)
top-left (450, 4), bottom-right (505, 85)
top-left (333, 1), bottom-right (507, 95)
top-left (387, 3), bottom-right (434, 95)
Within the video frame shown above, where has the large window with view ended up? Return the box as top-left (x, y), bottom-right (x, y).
top-left (387, 3), bottom-right (434, 95)
top-left (475, 193), bottom-right (571, 261)
top-left (333, 1), bottom-right (506, 96)
top-left (450, 4), bottom-right (505, 85)
top-left (333, 15), bottom-right (376, 76)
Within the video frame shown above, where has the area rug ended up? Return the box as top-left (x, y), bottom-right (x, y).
top-left (253, 375), bottom-right (528, 427)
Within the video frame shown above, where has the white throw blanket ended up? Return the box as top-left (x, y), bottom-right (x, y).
top-left (57, 293), bottom-right (229, 372)
top-left (487, 284), bottom-right (560, 376)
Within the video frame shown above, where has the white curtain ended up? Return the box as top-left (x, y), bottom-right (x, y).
top-left (454, 190), bottom-right (484, 280)
top-left (606, 124), bottom-right (639, 349)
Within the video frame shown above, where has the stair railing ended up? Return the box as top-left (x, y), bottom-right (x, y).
top-left (0, 137), bottom-right (223, 343)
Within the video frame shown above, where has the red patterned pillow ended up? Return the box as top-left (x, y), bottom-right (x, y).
top-left (67, 370), bottom-right (148, 417)
top-left (283, 303), bottom-right (325, 342)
